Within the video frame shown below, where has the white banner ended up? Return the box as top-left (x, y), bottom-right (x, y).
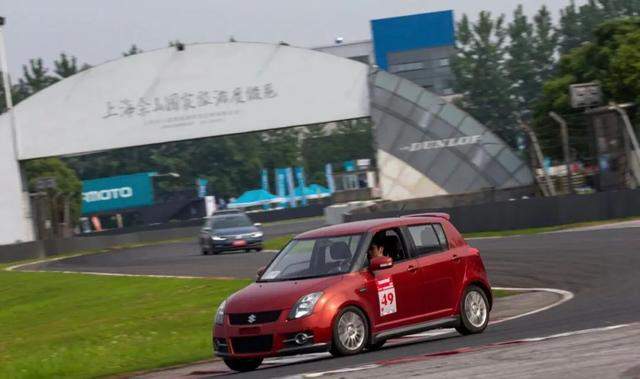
top-left (10, 43), bottom-right (370, 160)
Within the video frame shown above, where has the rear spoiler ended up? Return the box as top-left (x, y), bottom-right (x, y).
top-left (402, 213), bottom-right (451, 221)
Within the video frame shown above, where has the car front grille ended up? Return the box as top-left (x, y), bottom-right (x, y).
top-left (229, 310), bottom-right (281, 325)
top-left (231, 335), bottom-right (273, 354)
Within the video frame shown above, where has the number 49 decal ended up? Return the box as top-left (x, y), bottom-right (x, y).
top-left (377, 278), bottom-right (397, 316)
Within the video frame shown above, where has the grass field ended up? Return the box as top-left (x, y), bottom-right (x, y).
top-left (0, 265), bottom-right (513, 378)
top-left (0, 270), bottom-right (249, 379)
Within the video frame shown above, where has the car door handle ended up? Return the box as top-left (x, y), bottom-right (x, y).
top-left (408, 265), bottom-right (418, 273)
top-left (452, 254), bottom-right (461, 262)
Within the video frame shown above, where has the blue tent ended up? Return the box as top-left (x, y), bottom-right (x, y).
top-left (228, 189), bottom-right (286, 208)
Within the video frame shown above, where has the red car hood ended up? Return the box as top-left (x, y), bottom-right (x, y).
top-left (225, 275), bottom-right (343, 313)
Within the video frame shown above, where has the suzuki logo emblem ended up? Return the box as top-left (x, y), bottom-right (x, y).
top-left (248, 314), bottom-right (256, 323)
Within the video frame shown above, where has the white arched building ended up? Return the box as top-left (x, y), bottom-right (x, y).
top-left (0, 42), bottom-right (531, 244)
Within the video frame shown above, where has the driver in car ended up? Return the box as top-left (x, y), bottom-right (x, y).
top-left (368, 234), bottom-right (385, 260)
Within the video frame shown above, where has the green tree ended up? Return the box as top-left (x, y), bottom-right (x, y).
top-left (535, 18), bottom-right (640, 157)
top-left (558, 0), bottom-right (640, 55)
top-left (24, 158), bottom-right (83, 230)
top-left (123, 44), bottom-right (143, 57)
top-left (21, 58), bottom-right (58, 94)
top-left (53, 53), bottom-right (79, 78)
top-left (453, 12), bottom-right (518, 146)
top-left (301, 119), bottom-right (374, 184)
top-left (532, 6), bottom-right (559, 91)
top-left (506, 5), bottom-right (536, 115)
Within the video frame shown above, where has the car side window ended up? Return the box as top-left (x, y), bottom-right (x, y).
top-left (408, 224), bottom-right (444, 256)
top-left (368, 228), bottom-right (410, 263)
top-left (432, 224), bottom-right (449, 249)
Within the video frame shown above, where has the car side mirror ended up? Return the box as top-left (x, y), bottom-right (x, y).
top-left (254, 223), bottom-right (262, 227)
top-left (369, 256), bottom-right (393, 271)
top-left (257, 266), bottom-right (266, 279)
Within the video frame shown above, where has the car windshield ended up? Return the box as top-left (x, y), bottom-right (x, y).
top-left (206, 214), bottom-right (253, 229)
top-left (260, 234), bottom-right (363, 281)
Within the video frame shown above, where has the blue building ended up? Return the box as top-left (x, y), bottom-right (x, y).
top-left (314, 10), bottom-right (457, 96)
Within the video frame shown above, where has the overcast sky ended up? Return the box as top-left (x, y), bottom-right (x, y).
top-left (1, 0), bottom-right (585, 78)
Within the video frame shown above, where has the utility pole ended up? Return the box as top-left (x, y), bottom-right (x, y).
top-left (520, 122), bottom-right (556, 196)
top-left (611, 102), bottom-right (640, 187)
top-left (549, 112), bottom-right (573, 194)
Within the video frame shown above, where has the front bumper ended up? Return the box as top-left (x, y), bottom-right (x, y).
top-left (213, 311), bottom-right (333, 359)
top-left (201, 237), bottom-right (263, 252)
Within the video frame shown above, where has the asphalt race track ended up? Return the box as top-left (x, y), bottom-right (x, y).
top-left (18, 225), bottom-right (640, 378)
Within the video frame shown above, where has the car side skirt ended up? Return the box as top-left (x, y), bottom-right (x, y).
top-left (372, 316), bottom-right (459, 343)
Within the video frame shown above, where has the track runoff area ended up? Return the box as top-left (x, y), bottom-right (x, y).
top-left (10, 221), bottom-right (640, 378)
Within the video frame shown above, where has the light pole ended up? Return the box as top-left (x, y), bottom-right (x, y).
top-left (549, 112), bottom-right (573, 194)
top-left (0, 16), bottom-right (19, 160)
top-left (0, 16), bottom-right (12, 111)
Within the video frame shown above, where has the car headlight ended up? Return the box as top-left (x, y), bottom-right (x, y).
top-left (288, 292), bottom-right (323, 319)
top-left (215, 299), bottom-right (227, 325)
top-left (212, 236), bottom-right (226, 241)
top-left (251, 231), bottom-right (263, 238)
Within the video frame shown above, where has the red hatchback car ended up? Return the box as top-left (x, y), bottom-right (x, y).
top-left (213, 214), bottom-right (492, 372)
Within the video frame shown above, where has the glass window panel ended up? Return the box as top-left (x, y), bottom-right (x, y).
top-left (438, 103), bottom-right (466, 127)
top-left (433, 224), bottom-right (448, 248)
top-left (390, 94), bottom-right (415, 118)
top-left (417, 91), bottom-right (444, 112)
top-left (408, 107), bottom-right (434, 129)
top-left (442, 162), bottom-right (477, 193)
top-left (408, 225), bottom-right (442, 256)
top-left (397, 80), bottom-right (423, 102)
top-left (459, 117), bottom-right (485, 136)
top-left (497, 148), bottom-right (522, 174)
top-left (375, 71), bottom-right (400, 92)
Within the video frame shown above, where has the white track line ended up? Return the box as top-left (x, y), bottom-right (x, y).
top-left (399, 287), bottom-right (574, 339)
top-left (491, 287), bottom-right (574, 324)
top-left (5, 253), bottom-right (90, 272)
top-left (286, 323), bottom-right (632, 378)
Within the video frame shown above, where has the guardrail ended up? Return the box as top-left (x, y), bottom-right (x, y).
top-left (0, 209), bottom-right (326, 264)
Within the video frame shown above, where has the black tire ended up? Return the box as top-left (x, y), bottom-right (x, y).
top-left (367, 339), bottom-right (386, 351)
top-left (456, 285), bottom-right (490, 335)
top-left (223, 358), bottom-right (263, 372)
top-left (201, 247), bottom-right (209, 255)
top-left (330, 306), bottom-right (369, 357)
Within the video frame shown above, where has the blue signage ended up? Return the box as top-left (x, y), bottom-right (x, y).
top-left (343, 160), bottom-right (356, 172)
top-left (295, 167), bottom-right (308, 206)
top-left (285, 167), bottom-right (297, 208)
top-left (325, 163), bottom-right (336, 193)
top-left (261, 169), bottom-right (270, 192)
top-left (275, 168), bottom-right (288, 201)
top-left (196, 178), bottom-right (208, 198)
top-left (82, 172), bottom-right (155, 214)
top-left (371, 10), bottom-right (455, 70)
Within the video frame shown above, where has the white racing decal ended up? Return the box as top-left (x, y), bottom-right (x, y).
top-left (377, 278), bottom-right (397, 316)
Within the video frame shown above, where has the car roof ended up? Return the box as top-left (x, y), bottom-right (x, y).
top-left (295, 214), bottom-right (450, 239)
